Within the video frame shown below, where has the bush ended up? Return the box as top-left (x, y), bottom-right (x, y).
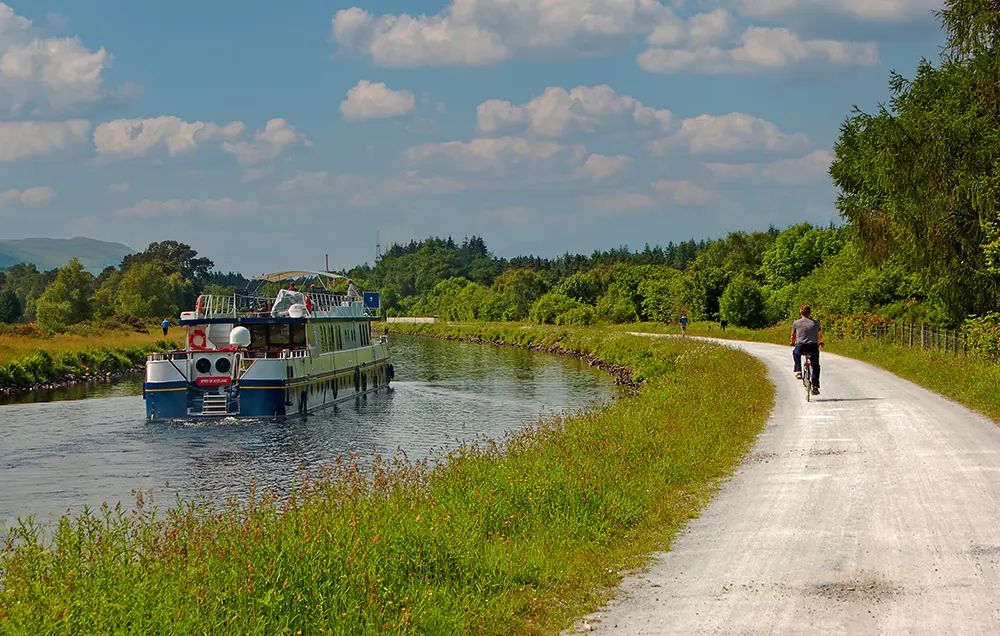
top-left (530, 293), bottom-right (582, 325)
top-left (963, 312), bottom-right (1000, 360)
top-left (556, 306), bottom-right (596, 326)
top-left (719, 275), bottom-right (768, 329)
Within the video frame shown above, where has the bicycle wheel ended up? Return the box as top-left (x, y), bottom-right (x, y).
top-left (803, 364), bottom-right (812, 402)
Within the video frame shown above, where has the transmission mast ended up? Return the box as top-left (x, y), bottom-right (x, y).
top-left (376, 231), bottom-right (382, 261)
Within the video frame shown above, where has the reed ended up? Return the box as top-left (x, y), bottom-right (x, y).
top-left (0, 325), bottom-right (773, 634)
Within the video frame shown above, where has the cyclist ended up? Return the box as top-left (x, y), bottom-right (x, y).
top-left (790, 304), bottom-right (823, 395)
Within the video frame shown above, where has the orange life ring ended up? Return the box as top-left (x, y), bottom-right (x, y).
top-left (189, 329), bottom-right (208, 350)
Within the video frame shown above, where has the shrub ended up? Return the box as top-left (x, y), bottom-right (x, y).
top-left (556, 306), bottom-right (596, 326)
top-left (530, 293), bottom-right (582, 325)
top-left (719, 275), bottom-right (768, 329)
top-left (963, 312), bottom-right (1000, 360)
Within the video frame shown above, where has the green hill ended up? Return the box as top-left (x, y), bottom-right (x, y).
top-left (0, 237), bottom-right (134, 273)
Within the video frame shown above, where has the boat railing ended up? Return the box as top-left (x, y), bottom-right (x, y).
top-left (147, 351), bottom-right (189, 361)
top-left (190, 293), bottom-right (377, 319)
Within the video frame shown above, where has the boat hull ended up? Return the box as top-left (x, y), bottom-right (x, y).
top-left (144, 358), bottom-right (393, 421)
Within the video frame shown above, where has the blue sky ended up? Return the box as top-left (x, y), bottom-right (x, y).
top-left (0, 0), bottom-right (945, 274)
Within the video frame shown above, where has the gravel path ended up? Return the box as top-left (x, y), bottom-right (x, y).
top-left (574, 336), bottom-right (1000, 635)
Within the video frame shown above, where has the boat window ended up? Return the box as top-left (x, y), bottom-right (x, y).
top-left (290, 324), bottom-right (306, 348)
top-left (248, 324), bottom-right (268, 350)
top-left (269, 324), bottom-right (291, 346)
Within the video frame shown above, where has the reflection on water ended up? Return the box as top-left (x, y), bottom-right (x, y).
top-left (0, 334), bottom-right (616, 525)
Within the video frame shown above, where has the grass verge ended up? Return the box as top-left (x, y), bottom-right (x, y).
top-left (0, 335), bottom-right (180, 391)
top-left (1, 324), bottom-right (772, 635)
top-left (0, 330), bottom-right (171, 365)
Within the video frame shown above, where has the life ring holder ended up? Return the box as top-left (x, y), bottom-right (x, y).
top-left (189, 329), bottom-right (208, 350)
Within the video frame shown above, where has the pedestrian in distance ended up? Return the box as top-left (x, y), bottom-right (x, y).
top-left (680, 312), bottom-right (689, 336)
top-left (720, 319), bottom-right (728, 331)
top-left (161, 317), bottom-right (170, 336)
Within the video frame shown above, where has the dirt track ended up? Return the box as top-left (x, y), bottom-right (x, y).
top-left (576, 336), bottom-right (1000, 635)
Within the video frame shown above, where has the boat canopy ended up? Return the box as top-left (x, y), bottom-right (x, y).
top-left (254, 270), bottom-right (346, 283)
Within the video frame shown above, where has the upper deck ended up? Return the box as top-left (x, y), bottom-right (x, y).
top-left (182, 291), bottom-right (380, 324)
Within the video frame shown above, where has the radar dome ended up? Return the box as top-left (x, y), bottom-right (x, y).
top-left (230, 326), bottom-right (251, 347)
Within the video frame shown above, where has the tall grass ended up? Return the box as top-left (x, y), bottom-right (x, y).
top-left (1, 325), bottom-right (773, 634)
top-left (0, 331), bottom-right (173, 365)
top-left (0, 338), bottom-right (180, 390)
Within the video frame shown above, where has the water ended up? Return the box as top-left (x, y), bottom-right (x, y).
top-left (0, 335), bottom-right (616, 526)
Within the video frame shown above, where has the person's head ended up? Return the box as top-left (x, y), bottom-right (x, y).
top-left (800, 304), bottom-right (811, 317)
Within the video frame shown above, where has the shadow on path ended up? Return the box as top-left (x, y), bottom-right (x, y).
top-left (814, 397), bottom-right (885, 403)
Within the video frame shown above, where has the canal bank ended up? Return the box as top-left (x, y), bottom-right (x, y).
top-left (0, 325), bottom-right (773, 635)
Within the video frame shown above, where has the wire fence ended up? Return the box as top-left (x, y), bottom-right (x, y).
top-left (864, 322), bottom-right (971, 357)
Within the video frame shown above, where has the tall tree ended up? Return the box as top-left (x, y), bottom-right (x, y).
top-left (830, 1), bottom-right (1000, 322)
top-left (35, 258), bottom-right (94, 329)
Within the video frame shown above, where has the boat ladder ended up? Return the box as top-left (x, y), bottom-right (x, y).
top-left (201, 393), bottom-right (229, 416)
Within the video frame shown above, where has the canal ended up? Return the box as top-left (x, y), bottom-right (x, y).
top-left (0, 334), bottom-right (616, 526)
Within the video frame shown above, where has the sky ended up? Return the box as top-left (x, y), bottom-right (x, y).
top-left (0, 0), bottom-right (946, 274)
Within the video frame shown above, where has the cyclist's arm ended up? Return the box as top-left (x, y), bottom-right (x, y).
top-left (790, 327), bottom-right (797, 345)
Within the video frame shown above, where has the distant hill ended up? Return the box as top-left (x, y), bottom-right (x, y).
top-left (0, 237), bottom-right (134, 273)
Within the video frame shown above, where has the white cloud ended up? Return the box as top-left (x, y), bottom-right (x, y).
top-left (649, 112), bottom-right (809, 155)
top-left (108, 181), bottom-right (130, 193)
top-left (0, 3), bottom-right (136, 115)
top-left (580, 153), bottom-right (633, 181)
top-left (652, 179), bottom-right (720, 205)
top-left (646, 9), bottom-right (735, 47)
top-left (118, 198), bottom-right (260, 219)
top-left (0, 185), bottom-right (56, 207)
top-left (94, 116), bottom-right (245, 157)
top-left (477, 85), bottom-right (673, 137)
top-left (405, 136), bottom-right (587, 176)
top-left (331, 0), bottom-right (676, 67)
top-left (705, 149), bottom-right (833, 184)
top-left (341, 80), bottom-right (417, 122)
top-left (220, 118), bottom-right (313, 166)
top-left (578, 192), bottom-right (658, 216)
top-left (638, 26), bottom-right (878, 74)
top-left (728, 0), bottom-right (940, 22)
top-left (276, 171), bottom-right (330, 192)
top-left (0, 119), bottom-right (90, 161)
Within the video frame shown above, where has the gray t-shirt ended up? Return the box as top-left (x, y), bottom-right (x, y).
top-left (792, 317), bottom-right (820, 344)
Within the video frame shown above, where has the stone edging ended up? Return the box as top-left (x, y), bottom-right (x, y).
top-left (0, 366), bottom-right (144, 397)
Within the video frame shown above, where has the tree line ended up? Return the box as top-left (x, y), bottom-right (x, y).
top-left (0, 241), bottom-right (246, 331)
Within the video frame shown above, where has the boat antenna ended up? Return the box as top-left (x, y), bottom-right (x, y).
top-left (325, 254), bottom-right (329, 272)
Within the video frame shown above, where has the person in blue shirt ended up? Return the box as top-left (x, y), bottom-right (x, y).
top-left (161, 317), bottom-right (170, 336)
top-left (680, 312), bottom-right (688, 336)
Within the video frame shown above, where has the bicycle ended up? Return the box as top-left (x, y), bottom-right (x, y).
top-left (801, 354), bottom-right (813, 402)
top-left (791, 342), bottom-right (824, 402)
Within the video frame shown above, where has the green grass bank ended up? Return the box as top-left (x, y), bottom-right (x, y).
top-left (1, 325), bottom-right (772, 635)
top-left (0, 339), bottom-right (180, 393)
top-left (633, 321), bottom-right (1000, 424)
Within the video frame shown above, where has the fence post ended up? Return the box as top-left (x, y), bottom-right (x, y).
top-left (908, 323), bottom-right (914, 347)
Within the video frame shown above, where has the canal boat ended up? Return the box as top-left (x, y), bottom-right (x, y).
top-left (143, 271), bottom-right (393, 421)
